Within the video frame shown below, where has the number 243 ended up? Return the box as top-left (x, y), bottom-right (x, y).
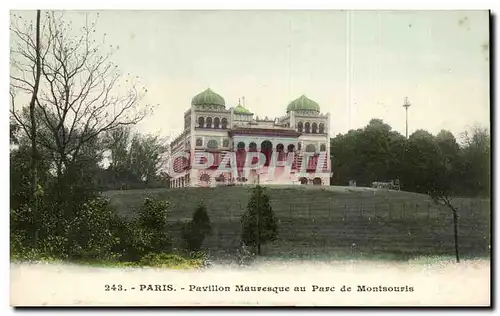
top-left (104, 284), bottom-right (124, 291)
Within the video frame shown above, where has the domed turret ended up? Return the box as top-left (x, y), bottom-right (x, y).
top-left (233, 103), bottom-right (252, 115)
top-left (286, 95), bottom-right (320, 113)
top-left (191, 88), bottom-right (226, 109)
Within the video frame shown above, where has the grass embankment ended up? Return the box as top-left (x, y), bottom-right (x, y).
top-left (10, 251), bottom-right (205, 270)
top-left (104, 186), bottom-right (491, 261)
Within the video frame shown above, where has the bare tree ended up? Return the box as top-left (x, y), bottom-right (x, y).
top-left (10, 10), bottom-right (43, 178)
top-left (429, 191), bottom-right (460, 263)
top-left (427, 136), bottom-right (466, 263)
top-left (10, 10), bottom-right (43, 245)
top-left (10, 11), bottom-right (154, 178)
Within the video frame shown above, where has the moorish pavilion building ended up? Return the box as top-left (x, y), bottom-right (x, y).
top-left (169, 88), bottom-right (331, 188)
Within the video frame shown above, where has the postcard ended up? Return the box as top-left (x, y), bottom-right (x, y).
top-left (9, 9), bottom-right (491, 306)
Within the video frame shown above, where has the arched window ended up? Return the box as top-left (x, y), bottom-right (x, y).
top-left (305, 144), bottom-right (316, 152)
top-left (206, 117), bottom-right (213, 128)
top-left (249, 142), bottom-right (257, 151)
top-left (297, 122), bottom-right (303, 133)
top-left (299, 177), bottom-right (308, 185)
top-left (287, 144), bottom-right (295, 152)
top-left (276, 143), bottom-right (285, 161)
top-left (320, 143), bottom-right (326, 151)
top-left (305, 122), bottom-right (311, 133)
top-left (319, 123), bottom-right (325, 134)
top-left (261, 140), bottom-right (272, 166)
top-left (313, 177), bottom-right (322, 185)
top-left (312, 122), bottom-right (318, 134)
top-left (214, 117), bottom-right (220, 129)
top-left (261, 140), bottom-right (272, 151)
top-left (207, 139), bottom-right (218, 149)
top-left (237, 141), bottom-right (246, 150)
top-left (198, 117), bottom-right (205, 128)
top-left (195, 137), bottom-right (203, 147)
top-left (221, 118), bottom-right (228, 129)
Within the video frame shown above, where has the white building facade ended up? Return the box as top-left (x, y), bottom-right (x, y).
top-left (169, 88), bottom-right (331, 188)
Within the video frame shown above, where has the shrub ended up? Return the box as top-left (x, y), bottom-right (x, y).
top-left (137, 197), bottom-right (170, 231)
top-left (109, 214), bottom-right (136, 261)
top-left (10, 204), bottom-right (34, 246)
top-left (241, 185), bottom-right (278, 255)
top-left (182, 203), bottom-right (212, 252)
top-left (10, 194), bottom-right (173, 265)
top-left (66, 197), bottom-right (121, 261)
top-left (120, 197), bottom-right (172, 261)
top-left (11, 195), bottom-right (124, 262)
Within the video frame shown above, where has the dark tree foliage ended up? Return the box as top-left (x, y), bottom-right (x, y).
top-left (116, 198), bottom-right (172, 262)
top-left (183, 203), bottom-right (212, 252)
top-left (330, 119), bottom-right (490, 198)
top-left (330, 120), bottom-right (407, 187)
top-left (241, 185), bottom-right (278, 255)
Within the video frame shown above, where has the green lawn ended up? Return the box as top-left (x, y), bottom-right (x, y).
top-left (104, 186), bottom-right (491, 261)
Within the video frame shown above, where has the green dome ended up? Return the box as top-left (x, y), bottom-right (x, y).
top-left (191, 88), bottom-right (226, 108)
top-left (286, 95), bottom-right (320, 113)
top-left (233, 103), bottom-right (252, 115)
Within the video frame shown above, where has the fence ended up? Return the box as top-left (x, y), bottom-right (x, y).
top-left (166, 198), bottom-right (490, 223)
top-left (166, 198), bottom-right (491, 258)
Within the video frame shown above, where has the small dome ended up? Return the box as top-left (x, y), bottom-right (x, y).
top-left (191, 88), bottom-right (226, 108)
top-left (233, 103), bottom-right (252, 115)
top-left (286, 95), bottom-right (320, 113)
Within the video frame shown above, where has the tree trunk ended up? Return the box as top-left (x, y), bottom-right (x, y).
top-left (29, 10), bottom-right (42, 247)
top-left (452, 206), bottom-right (460, 263)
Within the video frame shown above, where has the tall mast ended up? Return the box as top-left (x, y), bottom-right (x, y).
top-left (403, 97), bottom-right (411, 139)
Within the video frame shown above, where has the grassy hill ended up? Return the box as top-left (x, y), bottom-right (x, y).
top-left (104, 186), bottom-right (491, 261)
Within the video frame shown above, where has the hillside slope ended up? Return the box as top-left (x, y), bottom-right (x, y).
top-left (104, 186), bottom-right (491, 260)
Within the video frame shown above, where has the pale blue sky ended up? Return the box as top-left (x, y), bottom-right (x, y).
top-left (11, 10), bottom-right (490, 139)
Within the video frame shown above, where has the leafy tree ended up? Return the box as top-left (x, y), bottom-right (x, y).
top-left (98, 128), bottom-right (168, 190)
top-left (459, 126), bottom-right (490, 197)
top-left (402, 130), bottom-right (442, 193)
top-left (435, 130), bottom-right (462, 193)
top-left (183, 203), bottom-right (212, 252)
top-left (107, 126), bottom-right (133, 171)
top-left (330, 119), bottom-right (406, 186)
top-left (128, 198), bottom-right (171, 260)
top-left (241, 185), bottom-right (278, 255)
top-left (128, 133), bottom-right (168, 183)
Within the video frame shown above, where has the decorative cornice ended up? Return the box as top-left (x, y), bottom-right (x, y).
top-left (228, 127), bottom-right (301, 138)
